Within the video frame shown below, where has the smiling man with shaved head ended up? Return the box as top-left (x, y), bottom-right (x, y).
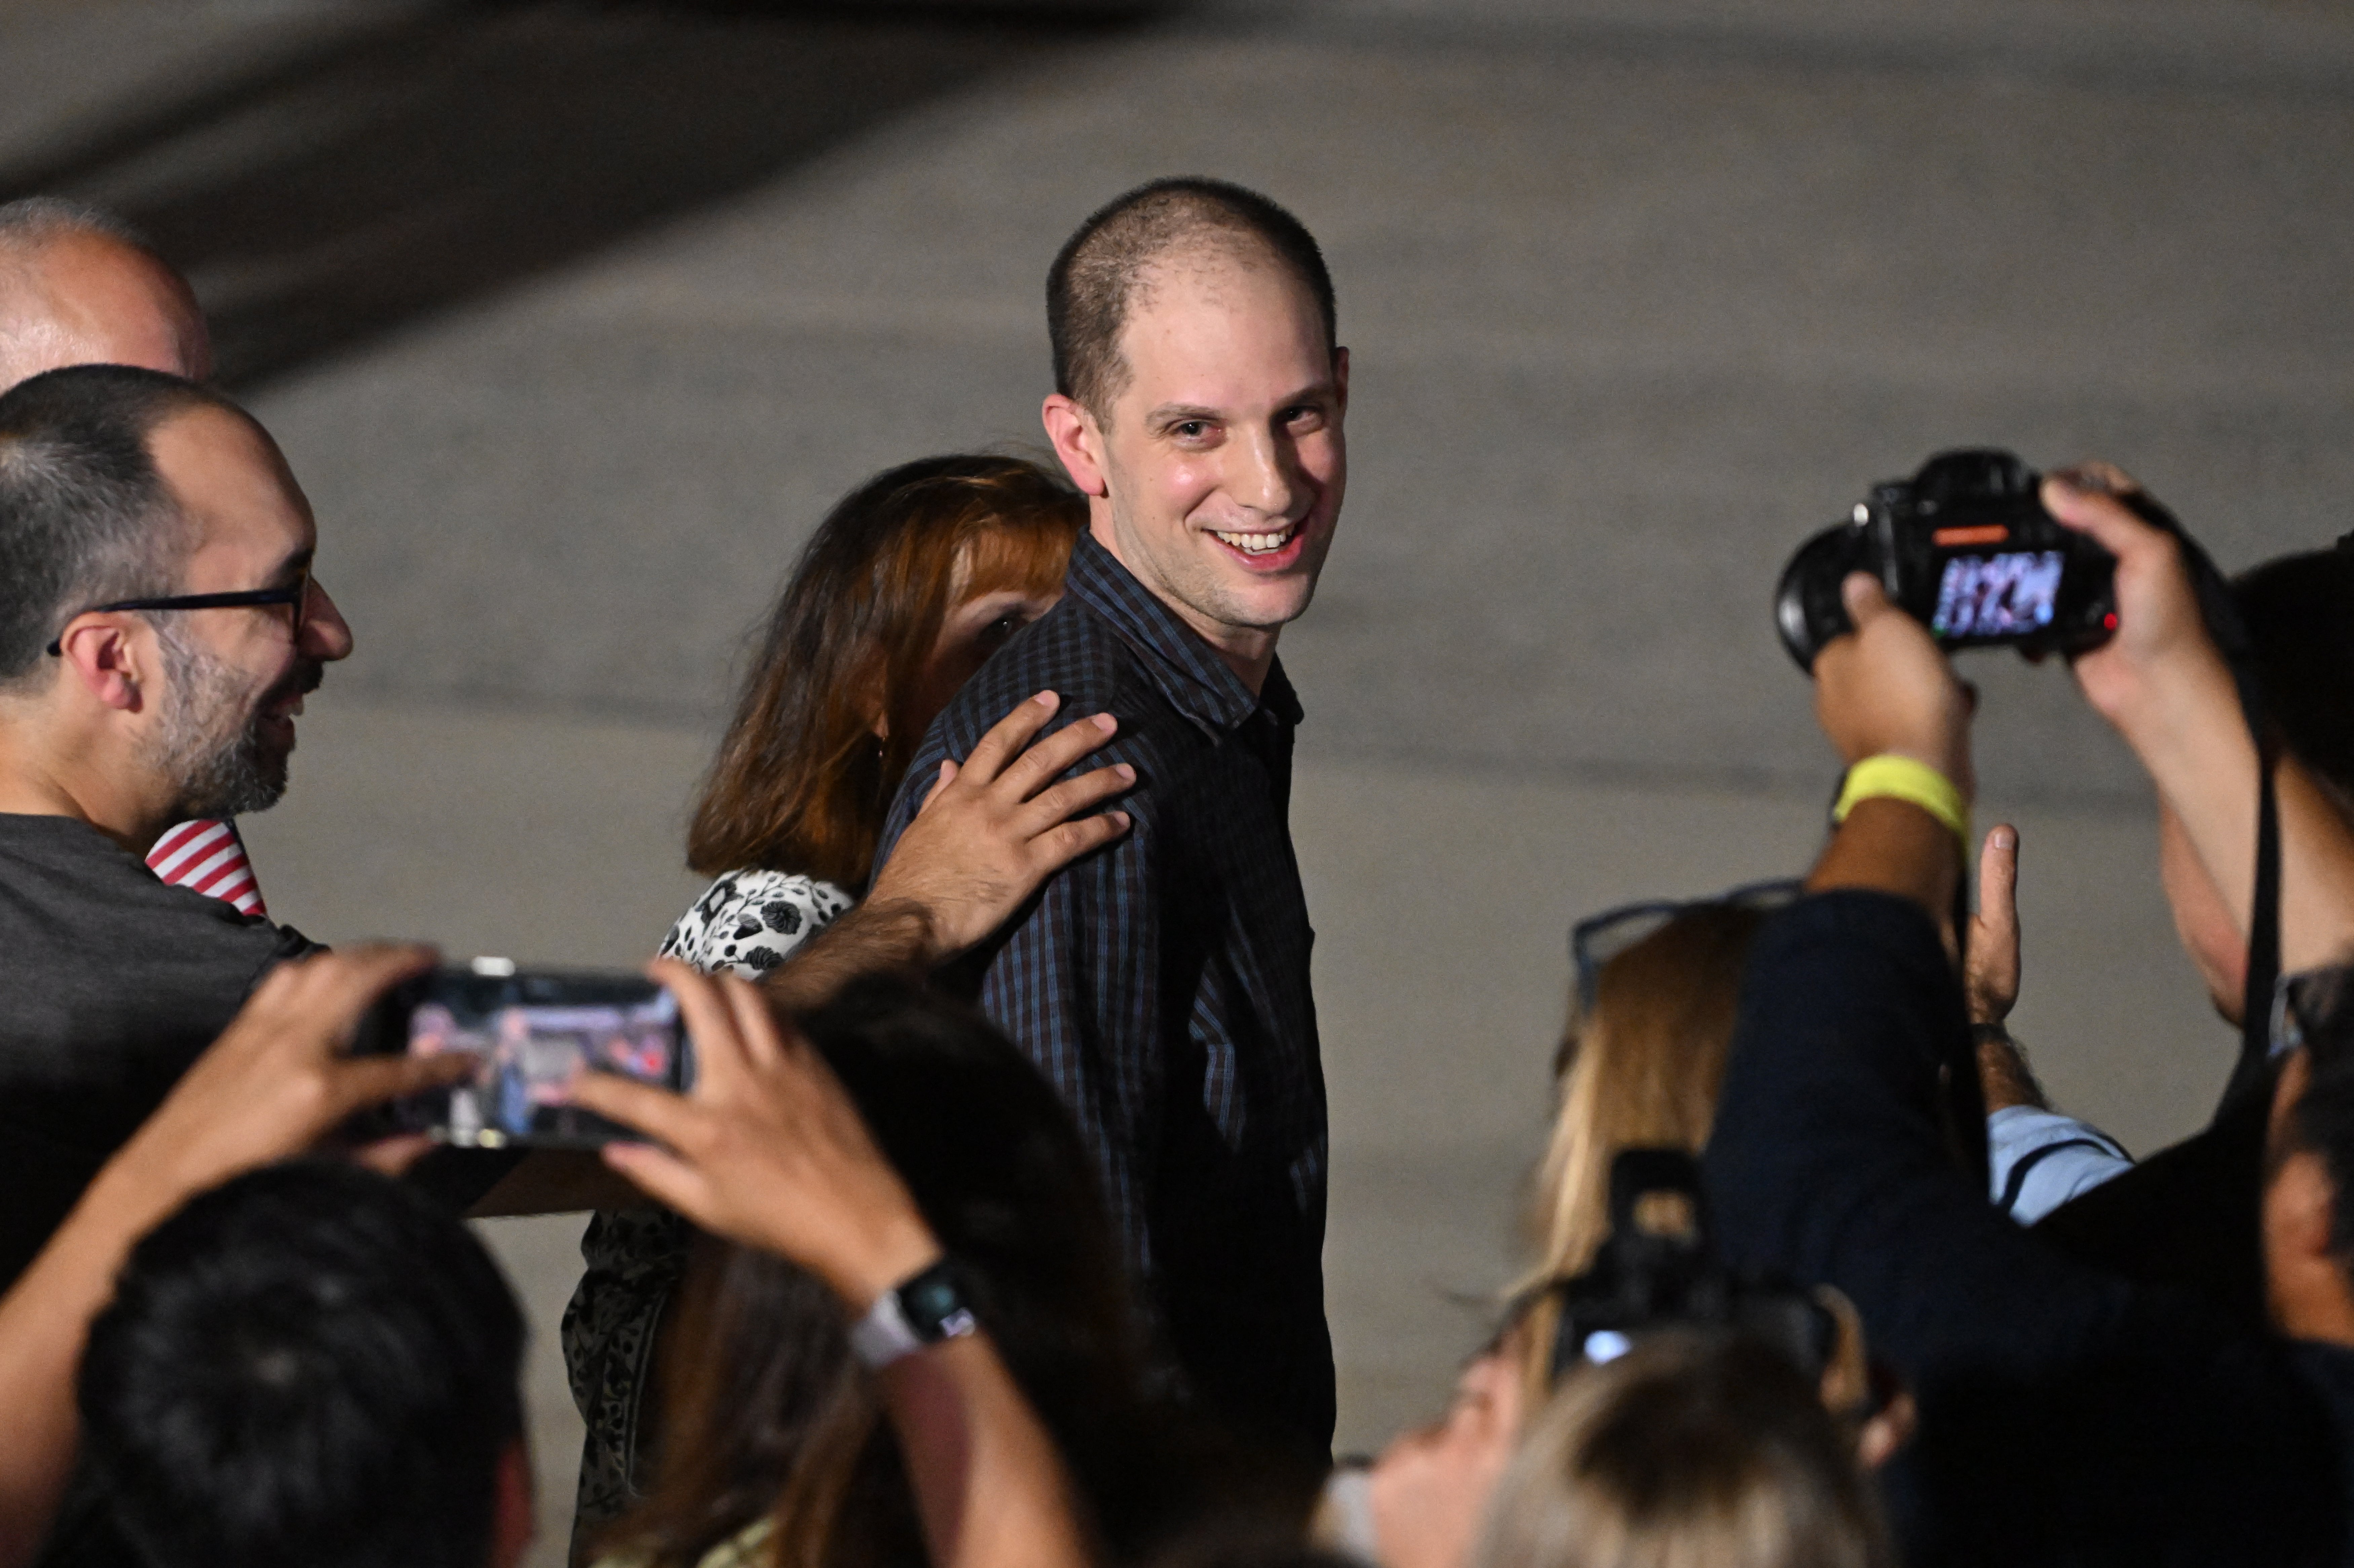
top-left (874, 177), bottom-right (1349, 1458)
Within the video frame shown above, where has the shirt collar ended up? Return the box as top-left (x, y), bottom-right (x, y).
top-left (1066, 531), bottom-right (1300, 734)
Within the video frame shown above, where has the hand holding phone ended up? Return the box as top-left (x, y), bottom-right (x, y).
top-left (570, 962), bottom-right (941, 1309)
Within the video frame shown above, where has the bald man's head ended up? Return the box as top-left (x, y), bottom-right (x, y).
top-left (0, 199), bottom-right (210, 390)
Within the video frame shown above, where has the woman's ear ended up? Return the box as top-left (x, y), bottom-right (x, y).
top-left (855, 656), bottom-right (891, 743)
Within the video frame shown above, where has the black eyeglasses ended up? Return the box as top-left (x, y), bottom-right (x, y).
top-left (45, 570), bottom-right (314, 658)
top-left (1570, 878), bottom-right (1805, 1021)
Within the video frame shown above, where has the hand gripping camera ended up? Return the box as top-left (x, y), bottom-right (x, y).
top-left (1774, 448), bottom-right (2118, 671)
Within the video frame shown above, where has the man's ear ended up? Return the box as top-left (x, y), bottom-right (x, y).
top-left (2272, 1150), bottom-right (2338, 1263)
top-left (1333, 344), bottom-right (1351, 414)
top-left (488, 1438), bottom-right (535, 1568)
top-left (1041, 393), bottom-right (1110, 499)
top-left (53, 617), bottom-right (150, 714)
top-left (2271, 1046), bottom-right (2314, 1149)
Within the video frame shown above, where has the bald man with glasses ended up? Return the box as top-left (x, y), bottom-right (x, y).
top-left (0, 363), bottom-right (350, 1291)
top-left (0, 198), bottom-right (286, 919)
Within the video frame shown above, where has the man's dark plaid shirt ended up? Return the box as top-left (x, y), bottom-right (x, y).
top-left (875, 531), bottom-right (1332, 1453)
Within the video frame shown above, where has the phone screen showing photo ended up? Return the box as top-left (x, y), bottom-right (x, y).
top-left (403, 973), bottom-right (682, 1148)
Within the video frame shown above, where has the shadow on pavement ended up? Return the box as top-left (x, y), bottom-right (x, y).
top-left (0, 0), bottom-right (1170, 391)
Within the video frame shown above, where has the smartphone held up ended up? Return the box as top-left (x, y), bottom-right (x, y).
top-left (358, 959), bottom-right (688, 1149)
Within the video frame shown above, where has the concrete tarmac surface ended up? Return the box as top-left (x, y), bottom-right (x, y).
top-left (5, 0), bottom-right (2348, 1558)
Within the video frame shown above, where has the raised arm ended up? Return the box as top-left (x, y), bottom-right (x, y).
top-left (1707, 564), bottom-right (2341, 1565)
top-left (0, 947), bottom-right (474, 1567)
top-left (1710, 569), bottom-right (2131, 1353)
top-left (2045, 469), bottom-right (2354, 973)
top-left (470, 693), bottom-right (1135, 1219)
top-left (1803, 571), bottom-right (1972, 918)
top-left (572, 965), bottom-right (1092, 1568)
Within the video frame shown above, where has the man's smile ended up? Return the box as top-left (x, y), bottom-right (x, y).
top-left (1206, 519), bottom-right (1308, 571)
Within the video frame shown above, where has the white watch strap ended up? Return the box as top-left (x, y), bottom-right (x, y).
top-left (849, 1287), bottom-right (925, 1370)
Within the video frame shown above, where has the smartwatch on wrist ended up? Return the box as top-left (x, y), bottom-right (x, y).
top-left (850, 1258), bottom-right (978, 1371)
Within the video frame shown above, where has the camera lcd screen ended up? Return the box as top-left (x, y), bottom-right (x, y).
top-left (1929, 549), bottom-right (2065, 640)
top-left (406, 981), bottom-right (680, 1147)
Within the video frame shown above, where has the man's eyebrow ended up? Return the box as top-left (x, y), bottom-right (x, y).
top-left (268, 545), bottom-right (315, 584)
top-left (1145, 403), bottom-right (1224, 425)
top-left (1143, 384), bottom-right (1340, 426)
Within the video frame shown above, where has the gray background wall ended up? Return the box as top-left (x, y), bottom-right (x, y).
top-left (6, 2), bottom-right (2348, 1558)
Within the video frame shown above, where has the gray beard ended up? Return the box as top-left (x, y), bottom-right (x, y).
top-left (148, 632), bottom-right (289, 819)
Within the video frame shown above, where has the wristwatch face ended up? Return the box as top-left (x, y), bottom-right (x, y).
top-left (900, 1265), bottom-right (978, 1343)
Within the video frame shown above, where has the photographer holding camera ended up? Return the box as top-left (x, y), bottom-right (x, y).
top-left (1708, 464), bottom-right (2354, 1564)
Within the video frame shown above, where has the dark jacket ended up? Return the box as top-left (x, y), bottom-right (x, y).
top-left (1705, 890), bottom-right (2353, 1566)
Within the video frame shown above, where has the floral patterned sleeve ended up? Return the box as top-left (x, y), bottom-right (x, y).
top-left (655, 870), bottom-right (855, 981)
top-left (565, 871), bottom-right (853, 1550)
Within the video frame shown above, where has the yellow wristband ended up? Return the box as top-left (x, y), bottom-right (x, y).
top-left (1833, 754), bottom-right (1969, 846)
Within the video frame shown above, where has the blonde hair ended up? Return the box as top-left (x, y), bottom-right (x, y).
top-left (1475, 1332), bottom-right (1891, 1568)
top-left (1515, 905), bottom-right (1765, 1400)
top-left (1528, 903), bottom-right (1765, 1281)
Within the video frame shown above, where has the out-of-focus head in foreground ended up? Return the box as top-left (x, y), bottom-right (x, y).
top-left (76, 1161), bottom-right (532, 1568)
top-left (1475, 1331), bottom-right (1893, 1568)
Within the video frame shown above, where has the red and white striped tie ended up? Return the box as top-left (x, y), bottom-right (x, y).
top-left (147, 819), bottom-right (267, 919)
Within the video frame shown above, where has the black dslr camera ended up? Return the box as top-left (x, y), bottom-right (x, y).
top-left (1547, 1149), bottom-right (1835, 1381)
top-left (1775, 448), bottom-right (2118, 671)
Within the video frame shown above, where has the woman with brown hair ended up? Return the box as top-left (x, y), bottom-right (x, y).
top-left (567, 454), bottom-right (1089, 1543)
top-left (659, 454), bottom-right (1087, 977)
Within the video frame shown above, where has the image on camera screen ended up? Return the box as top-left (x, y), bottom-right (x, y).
top-left (1929, 549), bottom-right (2065, 639)
top-left (407, 989), bottom-right (678, 1146)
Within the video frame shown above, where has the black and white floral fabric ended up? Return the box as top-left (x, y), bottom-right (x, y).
top-left (566, 868), bottom-right (851, 1552)
top-left (656, 869), bottom-right (854, 980)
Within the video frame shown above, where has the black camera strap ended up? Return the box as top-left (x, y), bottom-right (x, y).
top-left (2135, 497), bottom-right (2281, 1119)
top-left (2008, 492), bottom-right (2285, 1327)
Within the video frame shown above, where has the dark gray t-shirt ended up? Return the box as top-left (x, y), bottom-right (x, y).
top-left (0, 814), bottom-right (315, 1287)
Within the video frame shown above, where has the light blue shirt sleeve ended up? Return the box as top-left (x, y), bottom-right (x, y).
top-left (1986, 1105), bottom-right (2134, 1225)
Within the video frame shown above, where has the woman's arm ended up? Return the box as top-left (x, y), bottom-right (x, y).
top-left (764, 690), bottom-right (1132, 1013)
top-left (572, 964), bottom-right (1092, 1568)
top-left (473, 692), bottom-right (1136, 1219)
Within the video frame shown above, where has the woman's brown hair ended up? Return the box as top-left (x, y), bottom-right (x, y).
top-left (687, 455), bottom-right (1083, 888)
top-left (600, 978), bottom-right (1172, 1568)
